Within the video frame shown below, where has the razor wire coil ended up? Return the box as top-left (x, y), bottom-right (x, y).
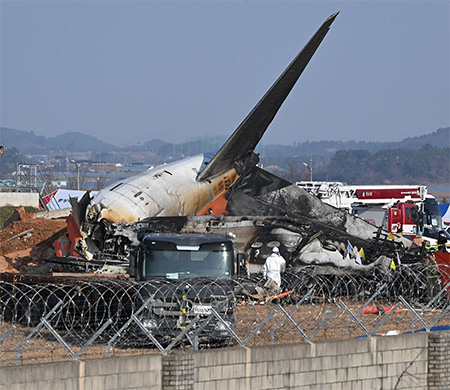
top-left (1, 263), bottom-right (449, 365)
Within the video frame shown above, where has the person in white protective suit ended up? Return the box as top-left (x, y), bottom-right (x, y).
top-left (262, 247), bottom-right (286, 295)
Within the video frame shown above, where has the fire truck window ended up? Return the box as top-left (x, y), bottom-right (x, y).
top-left (411, 208), bottom-right (418, 222)
top-left (405, 208), bottom-right (410, 221)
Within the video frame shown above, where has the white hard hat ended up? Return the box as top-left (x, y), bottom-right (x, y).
top-left (272, 247), bottom-right (279, 253)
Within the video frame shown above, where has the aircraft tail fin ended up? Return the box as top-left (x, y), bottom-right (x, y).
top-left (197, 12), bottom-right (339, 182)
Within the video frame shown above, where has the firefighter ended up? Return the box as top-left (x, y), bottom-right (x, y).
top-left (413, 231), bottom-right (424, 247)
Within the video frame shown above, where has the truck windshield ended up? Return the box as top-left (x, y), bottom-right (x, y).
top-left (142, 247), bottom-right (233, 279)
top-left (423, 201), bottom-right (444, 239)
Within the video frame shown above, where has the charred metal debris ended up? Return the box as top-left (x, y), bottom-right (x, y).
top-left (85, 181), bottom-right (430, 273)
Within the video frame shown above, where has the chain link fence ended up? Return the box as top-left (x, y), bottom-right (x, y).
top-left (1, 262), bottom-right (449, 366)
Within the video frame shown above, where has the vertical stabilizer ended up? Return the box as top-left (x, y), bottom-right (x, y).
top-left (197, 12), bottom-right (339, 182)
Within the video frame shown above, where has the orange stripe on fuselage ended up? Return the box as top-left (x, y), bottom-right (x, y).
top-left (197, 169), bottom-right (237, 215)
top-left (197, 193), bottom-right (229, 216)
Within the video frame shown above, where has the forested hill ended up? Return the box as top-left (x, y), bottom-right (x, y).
top-left (0, 126), bottom-right (448, 155)
top-left (0, 126), bottom-right (448, 185)
top-left (259, 127), bottom-right (450, 156)
top-left (0, 127), bottom-right (117, 153)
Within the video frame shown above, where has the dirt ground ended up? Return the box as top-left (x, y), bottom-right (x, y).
top-left (1, 298), bottom-right (449, 366)
top-left (0, 210), bottom-right (67, 274)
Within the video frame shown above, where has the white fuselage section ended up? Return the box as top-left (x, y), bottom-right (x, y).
top-left (88, 154), bottom-right (238, 223)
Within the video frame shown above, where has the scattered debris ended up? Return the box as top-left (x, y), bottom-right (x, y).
top-left (6, 228), bottom-right (34, 242)
top-left (361, 306), bottom-right (403, 315)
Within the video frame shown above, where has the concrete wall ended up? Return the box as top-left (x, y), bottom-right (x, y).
top-left (0, 192), bottom-right (39, 208)
top-left (82, 354), bottom-right (162, 390)
top-left (0, 354), bottom-right (162, 390)
top-left (2, 331), bottom-right (450, 390)
top-left (194, 333), bottom-right (429, 390)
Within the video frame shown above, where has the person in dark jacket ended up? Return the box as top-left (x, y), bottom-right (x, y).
top-left (437, 230), bottom-right (448, 252)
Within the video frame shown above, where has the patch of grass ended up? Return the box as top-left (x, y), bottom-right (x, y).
top-left (0, 206), bottom-right (40, 229)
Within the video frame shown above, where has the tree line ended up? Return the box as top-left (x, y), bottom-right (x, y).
top-left (276, 144), bottom-right (449, 185)
top-left (1, 143), bottom-right (448, 187)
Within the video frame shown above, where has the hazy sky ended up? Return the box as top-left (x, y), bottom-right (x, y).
top-left (1, 1), bottom-right (449, 147)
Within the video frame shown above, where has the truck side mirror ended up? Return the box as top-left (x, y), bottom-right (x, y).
top-left (128, 252), bottom-right (137, 277)
top-left (418, 211), bottom-right (424, 226)
top-left (411, 208), bottom-right (418, 223)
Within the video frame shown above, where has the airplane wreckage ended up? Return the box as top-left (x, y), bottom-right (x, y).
top-left (57, 12), bottom-right (437, 293)
top-left (2, 13), bottom-right (448, 351)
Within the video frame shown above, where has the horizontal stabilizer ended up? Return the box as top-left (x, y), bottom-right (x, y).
top-left (197, 12), bottom-right (339, 182)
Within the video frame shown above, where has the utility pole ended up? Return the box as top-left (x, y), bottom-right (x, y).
top-left (70, 160), bottom-right (80, 190)
top-left (303, 161), bottom-right (313, 181)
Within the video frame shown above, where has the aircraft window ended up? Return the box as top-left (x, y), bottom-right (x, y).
top-left (134, 191), bottom-right (143, 198)
top-left (110, 183), bottom-right (123, 191)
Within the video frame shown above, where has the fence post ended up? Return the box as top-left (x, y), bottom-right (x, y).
top-left (398, 296), bottom-right (429, 331)
top-left (270, 287), bottom-right (314, 344)
top-left (75, 319), bottom-right (113, 359)
top-left (15, 300), bottom-right (65, 365)
top-left (0, 325), bottom-right (16, 345)
top-left (344, 282), bottom-right (387, 339)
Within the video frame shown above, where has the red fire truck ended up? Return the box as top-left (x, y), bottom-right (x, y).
top-left (296, 182), bottom-right (448, 245)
